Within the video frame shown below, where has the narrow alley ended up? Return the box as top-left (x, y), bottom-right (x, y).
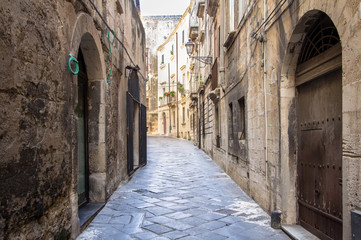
top-left (1, 1), bottom-right (360, 239)
top-left (78, 137), bottom-right (290, 240)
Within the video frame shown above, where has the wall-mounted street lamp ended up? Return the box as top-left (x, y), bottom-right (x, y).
top-left (185, 41), bottom-right (213, 65)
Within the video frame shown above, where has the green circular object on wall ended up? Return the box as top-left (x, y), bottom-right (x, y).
top-left (68, 53), bottom-right (79, 75)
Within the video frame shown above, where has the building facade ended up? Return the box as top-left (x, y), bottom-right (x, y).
top-left (0, 0), bottom-right (146, 239)
top-left (156, 5), bottom-right (193, 139)
top-left (188, 0), bottom-right (361, 239)
top-left (143, 15), bottom-right (182, 134)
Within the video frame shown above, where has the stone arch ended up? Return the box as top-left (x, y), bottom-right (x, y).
top-left (69, 13), bottom-right (107, 234)
top-left (70, 13), bottom-right (106, 80)
top-left (279, 10), bottom-right (342, 227)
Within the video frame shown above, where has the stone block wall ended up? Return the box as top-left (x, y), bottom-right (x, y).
top-left (193, 0), bottom-right (361, 239)
top-left (0, 0), bottom-right (146, 239)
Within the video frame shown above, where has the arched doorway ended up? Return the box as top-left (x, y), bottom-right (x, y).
top-left (280, 11), bottom-right (342, 240)
top-left (70, 13), bottom-right (107, 234)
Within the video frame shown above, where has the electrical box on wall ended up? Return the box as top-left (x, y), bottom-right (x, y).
top-left (352, 210), bottom-right (361, 239)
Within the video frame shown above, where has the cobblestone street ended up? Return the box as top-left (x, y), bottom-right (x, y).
top-left (78, 136), bottom-right (290, 240)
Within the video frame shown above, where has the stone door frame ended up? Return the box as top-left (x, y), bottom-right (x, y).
top-left (279, 10), bottom-right (343, 229)
top-left (69, 12), bottom-right (107, 234)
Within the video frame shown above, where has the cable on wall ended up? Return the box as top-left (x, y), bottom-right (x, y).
top-left (251, 0), bottom-right (287, 38)
top-left (87, 0), bottom-right (148, 82)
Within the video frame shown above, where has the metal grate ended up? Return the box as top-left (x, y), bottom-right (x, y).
top-left (298, 14), bottom-right (340, 64)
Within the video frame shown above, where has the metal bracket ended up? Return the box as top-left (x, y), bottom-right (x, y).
top-left (190, 56), bottom-right (213, 65)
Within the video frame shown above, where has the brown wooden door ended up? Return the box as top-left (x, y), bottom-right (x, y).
top-left (297, 69), bottom-right (342, 240)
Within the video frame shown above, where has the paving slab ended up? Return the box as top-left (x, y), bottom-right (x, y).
top-left (78, 136), bottom-right (290, 239)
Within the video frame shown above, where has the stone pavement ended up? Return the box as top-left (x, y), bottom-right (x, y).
top-left (77, 136), bottom-right (290, 240)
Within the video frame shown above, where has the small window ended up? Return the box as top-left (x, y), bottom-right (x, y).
top-left (215, 105), bottom-right (221, 148)
top-left (238, 97), bottom-right (246, 140)
top-left (161, 54), bottom-right (164, 64)
top-left (229, 102), bottom-right (233, 139)
top-left (182, 30), bottom-right (185, 43)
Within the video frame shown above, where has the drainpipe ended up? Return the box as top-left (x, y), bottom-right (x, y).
top-left (219, 0), bottom-right (225, 89)
top-left (198, 92), bottom-right (201, 148)
top-left (263, 0), bottom-right (269, 184)
top-left (205, 0), bottom-right (208, 57)
top-left (168, 63), bottom-right (171, 134)
top-left (197, 48), bottom-right (201, 148)
top-left (176, 32), bottom-right (179, 138)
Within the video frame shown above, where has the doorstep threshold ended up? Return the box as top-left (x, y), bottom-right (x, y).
top-left (282, 225), bottom-right (320, 240)
top-left (79, 202), bottom-right (105, 230)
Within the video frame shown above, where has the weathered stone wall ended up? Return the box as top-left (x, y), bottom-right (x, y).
top-left (0, 1), bottom-right (73, 238)
top-left (193, 0), bottom-right (361, 239)
top-left (105, 0), bottom-right (146, 199)
top-left (0, 0), bottom-right (145, 239)
top-left (142, 16), bottom-right (182, 57)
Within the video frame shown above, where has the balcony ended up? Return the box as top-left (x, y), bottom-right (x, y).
top-left (197, 1), bottom-right (205, 18)
top-left (158, 98), bottom-right (167, 106)
top-left (189, 17), bottom-right (199, 41)
top-left (207, 0), bottom-right (218, 17)
top-left (190, 77), bottom-right (200, 94)
top-left (223, 30), bottom-right (237, 49)
top-left (159, 96), bottom-right (176, 106)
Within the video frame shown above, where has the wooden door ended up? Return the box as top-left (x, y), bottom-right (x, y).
top-left (297, 69), bottom-right (342, 240)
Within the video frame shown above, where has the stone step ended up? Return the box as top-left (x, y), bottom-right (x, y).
top-left (282, 225), bottom-right (320, 240)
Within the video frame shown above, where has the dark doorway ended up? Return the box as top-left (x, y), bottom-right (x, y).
top-left (127, 69), bottom-right (144, 174)
top-left (77, 49), bottom-right (89, 207)
top-left (127, 93), bottom-right (134, 174)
